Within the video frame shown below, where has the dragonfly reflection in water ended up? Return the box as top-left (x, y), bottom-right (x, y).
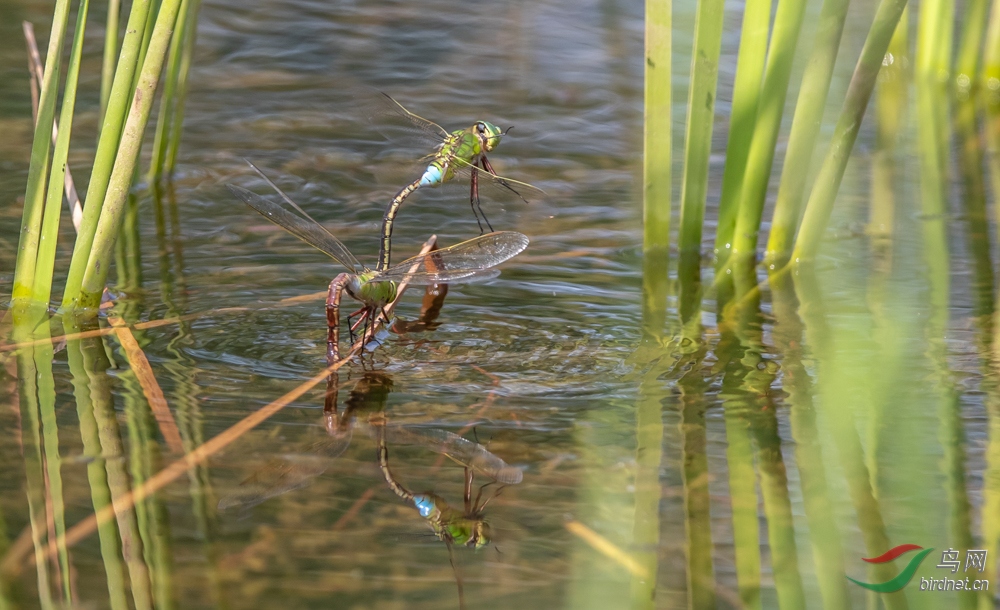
top-left (362, 91), bottom-right (546, 269)
top-left (218, 371), bottom-right (522, 530)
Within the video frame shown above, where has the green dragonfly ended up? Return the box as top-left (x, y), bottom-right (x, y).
top-left (373, 417), bottom-right (517, 609)
top-left (363, 91), bottom-right (545, 271)
top-left (373, 418), bottom-right (515, 551)
top-left (227, 161), bottom-right (529, 363)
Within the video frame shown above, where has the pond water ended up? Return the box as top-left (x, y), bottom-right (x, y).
top-left (0, 0), bottom-right (998, 608)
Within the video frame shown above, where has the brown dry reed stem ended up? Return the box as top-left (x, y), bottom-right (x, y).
top-left (4, 236), bottom-right (436, 568)
top-left (564, 520), bottom-right (649, 578)
top-left (331, 486), bottom-right (378, 531)
top-left (108, 316), bottom-right (185, 453)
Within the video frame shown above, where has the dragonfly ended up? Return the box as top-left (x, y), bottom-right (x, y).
top-left (374, 419), bottom-right (514, 550)
top-left (363, 91), bottom-right (545, 271)
top-left (373, 417), bottom-right (519, 609)
top-left (227, 160), bottom-right (529, 363)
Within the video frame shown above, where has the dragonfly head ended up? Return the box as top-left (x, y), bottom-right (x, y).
top-left (475, 121), bottom-right (504, 152)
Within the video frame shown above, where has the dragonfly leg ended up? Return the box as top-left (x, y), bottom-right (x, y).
top-left (464, 467), bottom-right (474, 513)
top-left (469, 166), bottom-right (486, 234)
top-left (347, 306), bottom-right (367, 343)
top-left (473, 158), bottom-right (494, 233)
top-left (327, 273), bottom-right (351, 364)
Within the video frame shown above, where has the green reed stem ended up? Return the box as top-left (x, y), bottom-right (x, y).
top-left (955, 0), bottom-right (990, 88)
top-left (956, 96), bottom-right (994, 321)
top-left (713, 0), bottom-right (771, 269)
top-left (149, 0), bottom-right (191, 183)
top-left (32, 0), bottom-right (90, 305)
top-left (715, 305), bottom-right (762, 610)
top-left (677, 0), bottom-right (725, 259)
top-left (795, 267), bottom-right (910, 610)
top-left (77, 0), bottom-right (186, 309)
top-left (630, 375), bottom-right (663, 610)
top-left (643, 0), bottom-right (672, 253)
top-left (770, 272), bottom-right (850, 610)
top-left (165, 0), bottom-right (200, 176)
top-left (869, 8), bottom-right (908, 242)
top-left (65, 328), bottom-right (130, 610)
top-left (763, 0), bottom-right (851, 268)
top-left (61, 0), bottom-right (153, 309)
top-left (915, 0), bottom-right (954, 82)
top-left (729, 0), bottom-right (808, 260)
top-left (984, 1), bottom-right (1000, 88)
top-left (679, 375), bottom-right (717, 608)
top-left (792, 0), bottom-right (909, 263)
top-left (99, 0), bottom-right (121, 131)
top-left (12, 0), bottom-right (73, 302)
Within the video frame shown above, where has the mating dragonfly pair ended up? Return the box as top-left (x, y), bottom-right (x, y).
top-left (228, 91), bottom-right (544, 362)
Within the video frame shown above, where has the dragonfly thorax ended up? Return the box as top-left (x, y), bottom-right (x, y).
top-left (414, 493), bottom-right (491, 548)
top-left (351, 272), bottom-right (397, 307)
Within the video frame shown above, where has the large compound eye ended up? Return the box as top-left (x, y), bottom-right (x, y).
top-left (476, 122), bottom-right (487, 134)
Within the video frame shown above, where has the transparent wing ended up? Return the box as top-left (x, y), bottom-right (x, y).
top-left (381, 425), bottom-right (523, 484)
top-left (217, 454), bottom-right (330, 512)
top-left (359, 89), bottom-right (450, 149)
top-left (375, 231), bottom-right (529, 284)
top-left (450, 157), bottom-right (547, 205)
top-left (228, 182), bottom-right (362, 274)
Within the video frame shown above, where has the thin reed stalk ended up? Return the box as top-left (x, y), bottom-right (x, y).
top-left (99, 0), bottom-right (121, 130)
top-left (77, 0), bottom-right (186, 309)
top-left (32, 0), bottom-right (90, 305)
top-left (715, 316), bottom-right (762, 609)
top-left (643, 0), bottom-right (672, 254)
top-left (955, 0), bottom-right (990, 88)
top-left (915, 0), bottom-right (954, 82)
top-left (61, 0), bottom-right (155, 309)
top-left (729, 0), bottom-right (809, 260)
top-left (164, 0), bottom-right (201, 176)
top-left (65, 335), bottom-right (130, 610)
top-left (679, 372), bottom-right (716, 608)
top-left (794, 268), bottom-right (909, 610)
top-left (150, 0), bottom-right (192, 182)
top-left (792, 0), bottom-right (909, 263)
top-left (868, 8), bottom-right (908, 243)
top-left (713, 0), bottom-right (772, 268)
top-left (677, 0), bottom-right (725, 258)
top-left (763, 0), bottom-right (851, 267)
top-left (24, 23), bottom-right (83, 231)
top-left (770, 273), bottom-right (850, 610)
top-left (984, 0), bottom-right (1000, 89)
top-left (12, 0), bottom-right (73, 302)
top-left (630, 372), bottom-right (664, 609)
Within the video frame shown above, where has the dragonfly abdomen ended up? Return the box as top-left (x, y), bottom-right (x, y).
top-left (379, 178), bottom-right (422, 271)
